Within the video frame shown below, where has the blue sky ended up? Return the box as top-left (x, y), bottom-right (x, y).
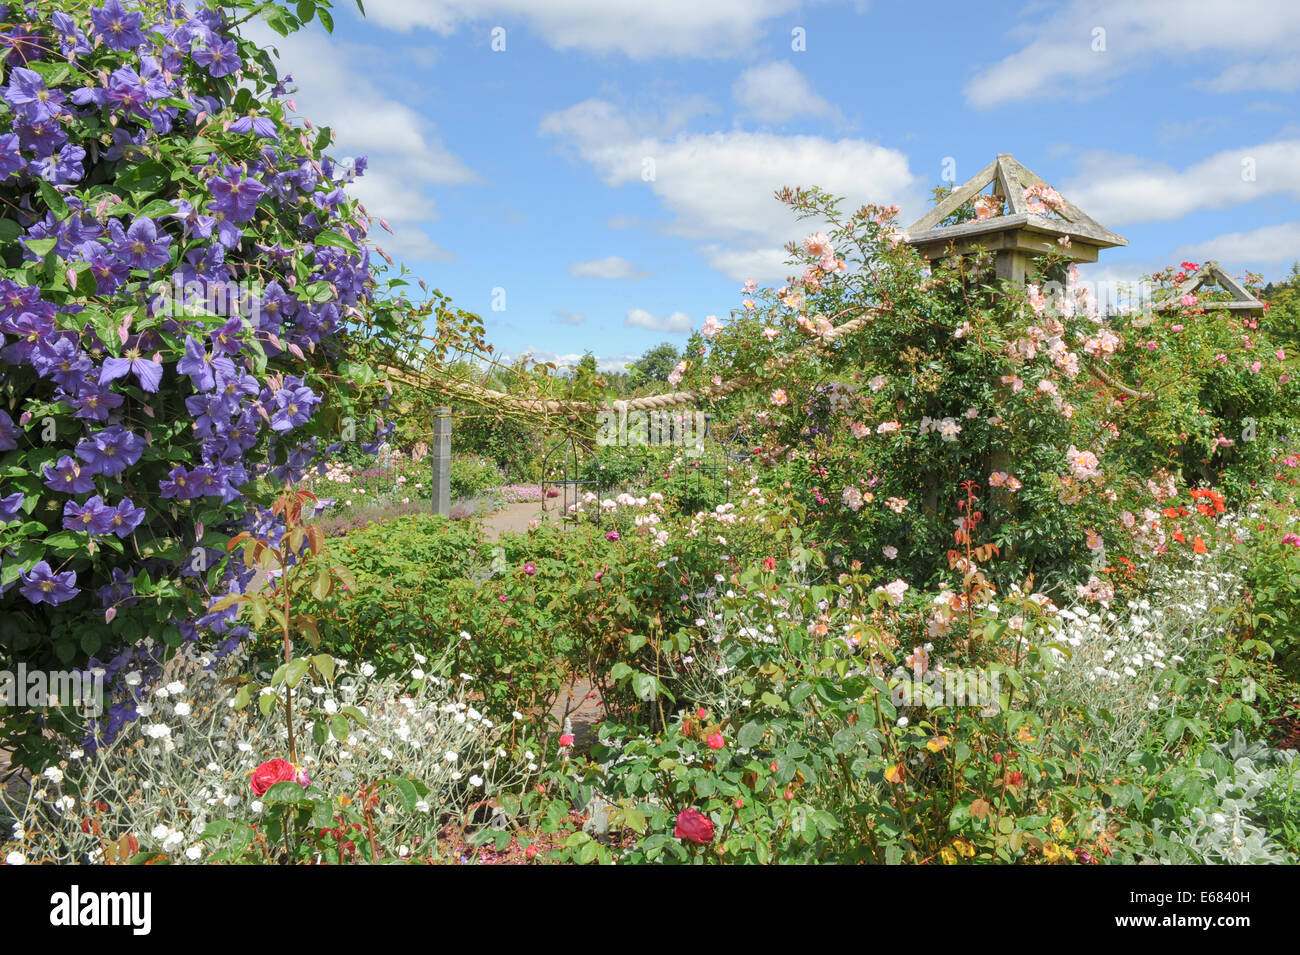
top-left (248, 0), bottom-right (1300, 371)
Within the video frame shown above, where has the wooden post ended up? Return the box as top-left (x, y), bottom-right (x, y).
top-left (430, 407), bottom-right (451, 516)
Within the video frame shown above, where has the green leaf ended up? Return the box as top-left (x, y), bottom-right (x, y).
top-left (36, 179), bottom-right (69, 220)
top-left (314, 229), bottom-right (359, 253)
top-left (737, 720), bottom-right (765, 749)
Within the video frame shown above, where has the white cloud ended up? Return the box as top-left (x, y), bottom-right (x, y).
top-left (1172, 222), bottom-right (1300, 265)
top-left (553, 309), bottom-right (586, 324)
top-left (245, 24), bottom-right (476, 265)
top-left (733, 62), bottom-right (841, 124)
top-left (359, 0), bottom-right (833, 59)
top-left (626, 308), bottom-right (693, 333)
top-left (965, 0), bottom-right (1300, 108)
top-left (569, 256), bottom-right (652, 279)
top-left (541, 98), bottom-right (919, 283)
top-left (505, 347), bottom-right (637, 373)
top-left (701, 245), bottom-right (792, 283)
top-left (1064, 139), bottom-right (1300, 225)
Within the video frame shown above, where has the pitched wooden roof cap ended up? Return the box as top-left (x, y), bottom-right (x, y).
top-left (904, 154), bottom-right (1128, 265)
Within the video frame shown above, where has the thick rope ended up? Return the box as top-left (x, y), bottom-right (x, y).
top-left (379, 307), bottom-right (1153, 412)
top-left (380, 309), bottom-right (879, 413)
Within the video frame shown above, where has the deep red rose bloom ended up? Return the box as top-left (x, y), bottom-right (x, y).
top-left (250, 758), bottom-right (298, 796)
top-left (674, 808), bottom-right (715, 845)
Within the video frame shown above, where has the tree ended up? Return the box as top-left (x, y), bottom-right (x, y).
top-left (629, 342), bottom-right (680, 384)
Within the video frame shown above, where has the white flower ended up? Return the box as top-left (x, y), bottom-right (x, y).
top-left (443, 750), bottom-right (458, 763)
top-left (173, 701), bottom-right (192, 717)
top-left (165, 681), bottom-right (185, 695)
top-left (185, 845), bottom-right (203, 861)
top-left (42, 766), bottom-right (64, 784)
top-left (4, 852), bottom-right (25, 866)
top-left (469, 775), bottom-right (484, 787)
top-left (415, 800), bottom-right (430, 813)
top-left (359, 662), bottom-right (376, 678)
top-left (143, 724), bottom-right (171, 740)
top-left (896, 717), bottom-right (909, 727)
top-left (124, 671), bottom-right (142, 686)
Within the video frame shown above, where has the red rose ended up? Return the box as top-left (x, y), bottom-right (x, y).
top-left (706, 733), bottom-right (724, 750)
top-left (558, 733), bottom-right (575, 748)
top-left (250, 758), bottom-right (298, 796)
top-left (674, 809), bottom-right (715, 844)
top-left (763, 557), bottom-right (776, 571)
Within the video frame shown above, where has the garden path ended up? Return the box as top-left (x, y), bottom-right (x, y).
top-left (481, 501), bottom-right (558, 539)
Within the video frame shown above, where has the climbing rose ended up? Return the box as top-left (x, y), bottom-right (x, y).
top-left (673, 809), bottom-right (715, 844)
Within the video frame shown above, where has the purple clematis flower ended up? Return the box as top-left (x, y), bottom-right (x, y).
top-left (68, 383), bottom-right (125, 421)
top-left (191, 36), bottom-right (240, 78)
top-left (3, 67), bottom-right (64, 123)
top-left (168, 199), bottom-right (215, 240)
top-left (0, 491), bottom-right (23, 522)
top-left (209, 168), bottom-right (267, 224)
top-left (52, 12), bottom-right (94, 58)
top-left (107, 497), bottom-right (146, 538)
top-left (76, 425), bottom-right (146, 477)
top-left (28, 143), bottom-right (86, 186)
top-left (32, 336), bottom-right (92, 391)
top-left (99, 338), bottom-right (163, 393)
top-left (63, 495), bottom-right (116, 536)
top-left (270, 384), bottom-right (319, 433)
top-left (159, 465), bottom-right (205, 501)
top-left (177, 335), bottom-right (233, 392)
top-left (43, 455), bottom-right (95, 494)
top-left (78, 241), bottom-right (131, 294)
top-left (109, 217), bottom-right (172, 271)
top-left (0, 408), bottom-right (18, 451)
top-left (0, 132), bottom-right (23, 178)
top-left (229, 112), bottom-right (278, 140)
top-left (90, 0), bottom-right (148, 51)
top-left (20, 561), bottom-right (79, 606)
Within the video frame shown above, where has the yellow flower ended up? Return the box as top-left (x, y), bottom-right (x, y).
top-left (953, 838), bottom-right (975, 858)
top-left (939, 846), bottom-right (958, 865)
top-left (1017, 725), bottom-right (1036, 743)
top-left (1062, 848), bottom-right (1076, 863)
top-left (1050, 817), bottom-right (1066, 837)
top-left (1043, 842), bottom-right (1061, 863)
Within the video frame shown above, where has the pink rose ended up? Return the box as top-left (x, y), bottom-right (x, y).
top-left (558, 733), bottom-right (575, 748)
top-left (673, 809), bottom-right (715, 845)
top-left (706, 733), bottom-right (724, 750)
